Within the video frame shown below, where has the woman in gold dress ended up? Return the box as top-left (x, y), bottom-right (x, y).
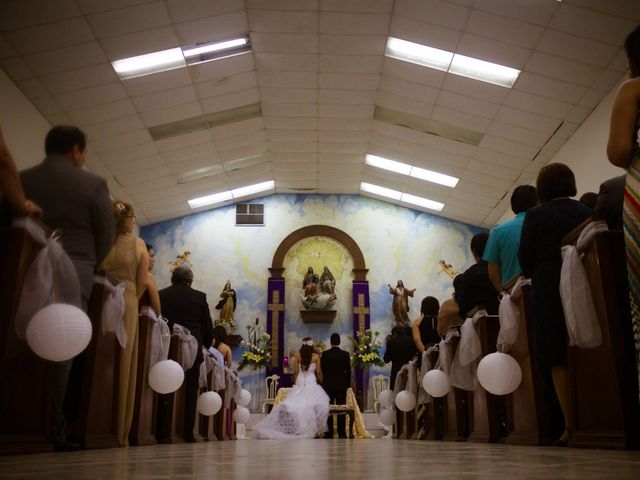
top-left (101, 201), bottom-right (149, 446)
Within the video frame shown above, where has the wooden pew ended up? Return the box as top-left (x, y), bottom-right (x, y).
top-left (0, 225), bottom-right (54, 454)
top-left (198, 369), bottom-right (215, 441)
top-left (561, 227), bottom-right (640, 449)
top-left (442, 336), bottom-right (470, 442)
top-left (65, 278), bottom-right (119, 449)
top-left (129, 313), bottom-right (157, 446)
top-left (423, 349), bottom-right (446, 441)
top-left (505, 281), bottom-right (555, 446)
top-left (467, 314), bottom-right (504, 444)
top-left (156, 335), bottom-right (186, 443)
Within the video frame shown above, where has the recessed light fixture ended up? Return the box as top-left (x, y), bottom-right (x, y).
top-left (385, 37), bottom-right (520, 88)
top-left (365, 154), bottom-right (459, 188)
top-left (187, 180), bottom-right (275, 209)
top-left (112, 47), bottom-right (185, 80)
top-left (112, 36), bottom-right (251, 80)
top-left (360, 182), bottom-right (445, 212)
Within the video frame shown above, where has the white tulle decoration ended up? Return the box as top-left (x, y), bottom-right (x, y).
top-left (395, 391), bottom-right (417, 412)
top-left (26, 303), bottom-right (92, 361)
top-left (233, 406), bottom-right (250, 424)
top-left (477, 352), bottom-right (522, 395)
top-left (379, 407), bottom-right (396, 426)
top-left (422, 370), bottom-right (451, 398)
top-left (148, 360), bottom-right (184, 394)
top-left (378, 389), bottom-right (394, 408)
top-left (197, 391), bottom-right (222, 416)
top-left (236, 389), bottom-right (252, 407)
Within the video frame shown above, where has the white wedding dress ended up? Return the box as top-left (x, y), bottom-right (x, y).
top-left (253, 363), bottom-right (330, 439)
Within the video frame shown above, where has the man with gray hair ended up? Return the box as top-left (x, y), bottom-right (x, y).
top-left (158, 266), bottom-right (214, 442)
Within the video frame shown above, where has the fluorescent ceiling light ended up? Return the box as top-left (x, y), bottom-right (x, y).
top-left (385, 37), bottom-right (520, 88)
top-left (183, 37), bottom-right (248, 58)
top-left (365, 154), bottom-right (459, 188)
top-left (401, 193), bottom-right (444, 212)
top-left (365, 154), bottom-right (411, 175)
top-left (231, 180), bottom-right (275, 198)
top-left (112, 47), bottom-right (185, 79)
top-left (360, 182), bottom-right (402, 200)
top-left (188, 180), bottom-right (275, 209)
top-left (386, 37), bottom-right (452, 71)
top-left (188, 191), bottom-right (233, 209)
top-left (449, 54), bottom-right (520, 88)
top-left (409, 166), bottom-right (459, 188)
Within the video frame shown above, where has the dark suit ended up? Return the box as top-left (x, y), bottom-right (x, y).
top-left (453, 260), bottom-right (499, 318)
top-left (20, 154), bottom-right (114, 447)
top-left (321, 346), bottom-right (351, 437)
top-left (158, 283), bottom-right (214, 441)
top-left (593, 174), bottom-right (625, 230)
top-left (383, 335), bottom-right (417, 389)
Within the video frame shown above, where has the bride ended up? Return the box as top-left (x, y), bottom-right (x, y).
top-left (253, 337), bottom-right (329, 439)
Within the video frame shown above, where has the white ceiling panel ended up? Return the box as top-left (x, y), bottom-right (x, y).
top-left (174, 11), bottom-right (248, 45)
top-left (465, 10), bottom-right (543, 49)
top-left (87, 2), bottom-right (171, 39)
top-left (3, 0), bottom-right (635, 227)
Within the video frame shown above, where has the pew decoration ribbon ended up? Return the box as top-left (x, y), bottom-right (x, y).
top-left (13, 217), bottom-right (83, 339)
top-left (94, 275), bottom-right (127, 349)
top-left (449, 310), bottom-right (485, 391)
top-left (172, 324), bottom-right (198, 370)
top-left (559, 221), bottom-right (606, 349)
top-left (141, 306), bottom-right (170, 367)
top-left (497, 277), bottom-right (531, 352)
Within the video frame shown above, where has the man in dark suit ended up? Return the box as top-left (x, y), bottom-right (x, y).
top-left (159, 266), bottom-right (214, 443)
top-left (320, 333), bottom-right (351, 438)
top-left (593, 174), bottom-right (625, 230)
top-left (383, 326), bottom-right (417, 389)
top-left (19, 125), bottom-right (115, 451)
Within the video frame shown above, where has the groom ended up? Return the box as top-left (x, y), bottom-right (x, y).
top-left (321, 333), bottom-right (351, 438)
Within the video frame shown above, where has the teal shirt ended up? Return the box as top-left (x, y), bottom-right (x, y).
top-left (482, 212), bottom-right (526, 286)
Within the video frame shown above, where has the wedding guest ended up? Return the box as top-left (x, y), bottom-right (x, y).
top-left (607, 26), bottom-right (640, 397)
top-left (212, 325), bottom-right (233, 368)
top-left (159, 267), bottom-right (214, 442)
top-left (139, 243), bottom-right (160, 316)
top-left (519, 163), bottom-right (592, 446)
top-left (579, 192), bottom-right (598, 210)
top-left (454, 233), bottom-right (499, 318)
top-left (0, 124), bottom-right (42, 217)
top-left (592, 175), bottom-right (625, 230)
top-left (20, 125), bottom-right (114, 451)
top-left (483, 185), bottom-right (538, 292)
top-left (101, 200), bottom-right (149, 446)
top-left (412, 296), bottom-right (440, 354)
top-left (384, 326), bottom-right (417, 389)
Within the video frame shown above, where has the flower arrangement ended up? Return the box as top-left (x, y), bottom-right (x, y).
top-left (238, 318), bottom-right (272, 370)
top-left (348, 329), bottom-right (385, 368)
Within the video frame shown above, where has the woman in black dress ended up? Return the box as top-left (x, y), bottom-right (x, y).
top-left (412, 296), bottom-right (441, 354)
top-left (519, 163), bottom-right (592, 445)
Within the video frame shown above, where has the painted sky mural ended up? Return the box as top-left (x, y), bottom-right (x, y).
top-left (140, 194), bottom-right (485, 382)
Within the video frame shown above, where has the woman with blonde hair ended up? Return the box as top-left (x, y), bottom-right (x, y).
top-left (101, 200), bottom-right (149, 446)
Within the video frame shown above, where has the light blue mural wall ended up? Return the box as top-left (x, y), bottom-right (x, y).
top-left (140, 194), bottom-right (485, 378)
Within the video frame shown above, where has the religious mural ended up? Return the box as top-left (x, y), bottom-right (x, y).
top-left (140, 194), bottom-right (485, 382)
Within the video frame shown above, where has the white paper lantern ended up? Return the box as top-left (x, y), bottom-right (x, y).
top-left (236, 389), bottom-right (251, 407)
top-left (26, 304), bottom-right (92, 361)
top-left (477, 352), bottom-right (522, 395)
top-left (395, 391), bottom-right (417, 412)
top-left (149, 360), bottom-right (184, 394)
top-left (197, 391), bottom-right (222, 416)
top-left (379, 407), bottom-right (396, 426)
top-left (233, 406), bottom-right (250, 424)
top-left (378, 389), bottom-right (394, 408)
top-left (422, 370), bottom-right (451, 398)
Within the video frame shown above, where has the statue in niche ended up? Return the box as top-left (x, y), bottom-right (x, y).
top-left (301, 265), bottom-right (337, 310)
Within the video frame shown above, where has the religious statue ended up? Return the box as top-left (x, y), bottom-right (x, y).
top-left (301, 265), bottom-right (337, 310)
top-left (169, 251), bottom-right (192, 270)
top-left (388, 280), bottom-right (416, 325)
top-left (215, 281), bottom-right (237, 330)
top-left (438, 259), bottom-right (459, 280)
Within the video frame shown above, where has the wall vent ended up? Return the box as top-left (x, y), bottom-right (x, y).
top-left (236, 203), bottom-right (264, 226)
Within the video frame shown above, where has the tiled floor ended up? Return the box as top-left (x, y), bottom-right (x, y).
top-left (1, 439), bottom-right (640, 480)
